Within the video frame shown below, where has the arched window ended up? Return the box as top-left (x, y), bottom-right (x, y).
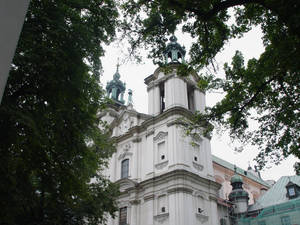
top-left (121, 159), bottom-right (129, 179)
top-left (119, 207), bottom-right (127, 225)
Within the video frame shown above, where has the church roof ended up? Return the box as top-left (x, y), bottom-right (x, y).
top-left (212, 155), bottom-right (270, 187)
top-left (248, 175), bottom-right (300, 211)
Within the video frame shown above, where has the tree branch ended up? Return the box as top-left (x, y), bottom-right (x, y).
top-left (167, 0), bottom-right (263, 20)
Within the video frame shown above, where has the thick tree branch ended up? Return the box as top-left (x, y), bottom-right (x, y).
top-left (167, 0), bottom-right (263, 20)
top-left (204, 0), bottom-right (262, 19)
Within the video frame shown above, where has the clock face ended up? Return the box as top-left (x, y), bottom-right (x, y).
top-left (288, 187), bottom-right (295, 196)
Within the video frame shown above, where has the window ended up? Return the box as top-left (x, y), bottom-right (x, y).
top-left (196, 195), bottom-right (204, 214)
top-left (158, 195), bottom-right (167, 214)
top-left (121, 159), bottom-right (129, 179)
top-left (281, 216), bottom-right (291, 225)
top-left (119, 207), bottom-right (127, 225)
top-left (187, 84), bottom-right (195, 111)
top-left (285, 181), bottom-right (298, 199)
top-left (159, 82), bottom-right (165, 113)
top-left (288, 187), bottom-right (296, 196)
top-left (158, 141), bottom-right (166, 162)
top-left (194, 156), bottom-right (198, 161)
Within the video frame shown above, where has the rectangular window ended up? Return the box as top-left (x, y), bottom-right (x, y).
top-left (187, 85), bottom-right (195, 111)
top-left (158, 141), bottom-right (166, 162)
top-left (193, 143), bottom-right (200, 162)
top-left (159, 82), bottom-right (165, 113)
top-left (121, 159), bottom-right (129, 179)
top-left (281, 216), bottom-right (291, 225)
top-left (158, 195), bottom-right (167, 214)
top-left (119, 207), bottom-right (127, 225)
top-left (196, 196), bottom-right (204, 213)
top-left (288, 187), bottom-right (296, 196)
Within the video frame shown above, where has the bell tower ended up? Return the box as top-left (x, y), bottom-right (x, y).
top-left (229, 166), bottom-right (249, 222)
top-left (103, 36), bottom-right (221, 225)
top-left (145, 36), bottom-right (206, 116)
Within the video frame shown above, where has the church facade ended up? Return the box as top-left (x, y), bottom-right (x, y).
top-left (100, 37), bottom-right (270, 225)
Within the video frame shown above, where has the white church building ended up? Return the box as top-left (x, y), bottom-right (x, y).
top-left (100, 36), bottom-right (270, 225)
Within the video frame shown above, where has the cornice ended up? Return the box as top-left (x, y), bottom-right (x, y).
top-left (113, 106), bottom-right (193, 143)
top-left (140, 169), bottom-right (221, 191)
top-left (145, 65), bottom-right (204, 94)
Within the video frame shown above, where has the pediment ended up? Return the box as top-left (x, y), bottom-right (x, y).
top-left (153, 131), bottom-right (168, 142)
top-left (113, 111), bottom-right (137, 135)
top-left (116, 178), bottom-right (138, 192)
top-left (146, 65), bottom-right (200, 86)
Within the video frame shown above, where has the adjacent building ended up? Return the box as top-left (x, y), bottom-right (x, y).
top-left (238, 175), bottom-right (300, 225)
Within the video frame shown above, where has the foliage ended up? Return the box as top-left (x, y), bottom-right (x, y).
top-left (120, 0), bottom-right (300, 168)
top-left (0, 0), bottom-right (119, 224)
top-left (294, 162), bottom-right (300, 176)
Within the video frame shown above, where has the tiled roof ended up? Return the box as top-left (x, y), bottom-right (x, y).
top-left (212, 155), bottom-right (271, 187)
top-left (249, 175), bottom-right (300, 211)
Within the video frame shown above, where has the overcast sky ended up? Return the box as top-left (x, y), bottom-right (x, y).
top-left (100, 27), bottom-right (297, 182)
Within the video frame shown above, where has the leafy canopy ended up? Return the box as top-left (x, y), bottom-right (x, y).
top-left (120, 0), bottom-right (300, 168)
top-left (0, 0), bottom-right (119, 224)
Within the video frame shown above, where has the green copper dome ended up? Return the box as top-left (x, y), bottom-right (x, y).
top-left (164, 35), bottom-right (186, 64)
top-left (231, 174), bottom-right (243, 184)
top-left (106, 65), bottom-right (126, 105)
top-left (229, 189), bottom-right (249, 200)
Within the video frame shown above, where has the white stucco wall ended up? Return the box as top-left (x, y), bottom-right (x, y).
top-left (102, 66), bottom-right (221, 225)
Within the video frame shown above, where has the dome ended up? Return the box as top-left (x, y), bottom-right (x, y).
top-left (164, 35), bottom-right (186, 64)
top-left (231, 174), bottom-right (243, 184)
top-left (106, 65), bottom-right (126, 105)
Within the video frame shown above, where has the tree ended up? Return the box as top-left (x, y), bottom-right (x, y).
top-left (0, 0), bottom-right (119, 224)
top-left (120, 0), bottom-right (300, 168)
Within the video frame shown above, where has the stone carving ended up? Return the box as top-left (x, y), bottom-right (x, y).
top-left (118, 113), bottom-right (135, 135)
top-left (225, 174), bottom-right (231, 181)
top-left (154, 213), bottom-right (169, 223)
top-left (153, 131), bottom-right (168, 142)
top-left (132, 137), bottom-right (142, 143)
top-left (118, 151), bottom-right (133, 160)
top-left (144, 194), bottom-right (155, 201)
top-left (117, 199), bottom-right (129, 208)
top-left (193, 191), bottom-right (208, 200)
top-left (193, 161), bottom-right (204, 171)
top-left (129, 199), bottom-right (141, 205)
top-left (118, 143), bottom-right (132, 160)
top-left (195, 213), bottom-right (209, 223)
top-left (155, 160), bottom-right (169, 170)
top-left (146, 130), bottom-right (155, 138)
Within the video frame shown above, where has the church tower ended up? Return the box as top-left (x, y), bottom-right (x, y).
top-left (146, 36), bottom-right (206, 116)
top-left (102, 36), bottom-right (221, 225)
top-left (229, 167), bottom-right (249, 224)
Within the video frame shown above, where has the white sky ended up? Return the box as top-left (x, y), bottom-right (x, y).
top-left (100, 27), bottom-right (297, 182)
